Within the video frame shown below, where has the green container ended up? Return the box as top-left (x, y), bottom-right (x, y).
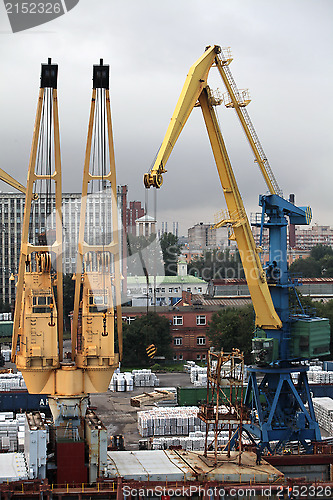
top-left (290, 317), bottom-right (330, 359)
top-left (177, 386), bottom-right (208, 406)
top-left (177, 385), bottom-right (242, 406)
top-left (0, 321), bottom-right (13, 338)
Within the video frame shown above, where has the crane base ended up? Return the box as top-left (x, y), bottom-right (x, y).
top-left (244, 365), bottom-right (321, 453)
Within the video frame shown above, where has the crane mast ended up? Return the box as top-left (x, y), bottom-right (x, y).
top-left (144, 45), bottom-right (330, 453)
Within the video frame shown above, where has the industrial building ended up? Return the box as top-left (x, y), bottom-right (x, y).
top-left (188, 222), bottom-right (231, 250)
top-left (210, 277), bottom-right (333, 301)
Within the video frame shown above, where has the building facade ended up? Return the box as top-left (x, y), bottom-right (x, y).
top-left (126, 200), bottom-right (144, 236)
top-left (135, 214), bottom-right (156, 237)
top-left (210, 277), bottom-right (333, 301)
top-left (294, 225), bottom-right (333, 250)
top-left (251, 222), bottom-right (333, 255)
top-left (188, 223), bottom-right (231, 251)
top-left (121, 305), bottom-right (212, 362)
top-left (127, 275), bottom-right (207, 306)
top-left (121, 292), bottom-right (251, 361)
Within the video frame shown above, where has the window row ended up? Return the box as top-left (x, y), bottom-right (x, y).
top-left (140, 287), bottom-right (203, 294)
top-left (174, 336), bottom-right (206, 346)
top-left (121, 315), bottom-right (207, 326)
top-left (173, 353), bottom-right (206, 361)
top-left (173, 315), bottom-right (206, 326)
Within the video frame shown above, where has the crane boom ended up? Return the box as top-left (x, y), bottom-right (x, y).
top-left (144, 46), bottom-right (281, 330)
top-left (144, 45), bottom-right (221, 189)
top-left (198, 88), bottom-right (281, 329)
top-left (0, 168), bottom-right (26, 194)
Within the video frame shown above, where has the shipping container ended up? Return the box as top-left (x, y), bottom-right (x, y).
top-left (310, 384), bottom-right (333, 399)
top-left (177, 386), bottom-right (243, 406)
top-left (290, 317), bottom-right (330, 359)
top-left (0, 321), bottom-right (13, 338)
top-left (0, 391), bottom-right (50, 414)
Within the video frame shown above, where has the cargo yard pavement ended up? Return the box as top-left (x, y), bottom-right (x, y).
top-left (90, 372), bottom-right (191, 450)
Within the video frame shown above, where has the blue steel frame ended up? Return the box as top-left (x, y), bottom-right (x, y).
top-left (245, 194), bottom-right (321, 453)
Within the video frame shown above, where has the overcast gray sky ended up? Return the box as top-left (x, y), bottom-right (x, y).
top-left (0, 0), bottom-right (332, 236)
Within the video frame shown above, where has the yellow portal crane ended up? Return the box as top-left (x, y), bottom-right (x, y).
top-left (11, 59), bottom-right (122, 423)
top-left (144, 45), bottom-right (282, 331)
top-left (0, 168), bottom-right (26, 194)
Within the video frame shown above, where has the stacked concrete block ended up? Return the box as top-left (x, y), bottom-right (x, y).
top-left (132, 369), bottom-right (159, 387)
top-left (0, 348), bottom-right (12, 362)
top-left (309, 370), bottom-right (333, 384)
top-left (151, 430), bottom-right (252, 451)
top-left (190, 366), bottom-right (207, 385)
top-left (291, 365), bottom-right (333, 384)
top-left (183, 361), bottom-right (196, 373)
top-left (0, 372), bottom-right (27, 391)
top-left (0, 413), bottom-right (18, 452)
top-left (109, 369), bottom-right (159, 392)
top-left (155, 387), bottom-right (177, 407)
top-left (137, 406), bottom-right (206, 437)
top-left (312, 397), bottom-right (333, 436)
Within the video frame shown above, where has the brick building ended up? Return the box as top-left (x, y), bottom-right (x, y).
top-left (121, 292), bottom-right (251, 362)
top-left (126, 200), bottom-right (145, 236)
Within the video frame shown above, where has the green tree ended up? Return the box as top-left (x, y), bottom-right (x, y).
top-left (159, 232), bottom-right (182, 276)
top-left (310, 244), bottom-right (333, 261)
top-left (289, 245), bottom-right (333, 278)
top-left (207, 305), bottom-right (254, 363)
top-left (321, 255), bottom-right (333, 277)
top-left (122, 312), bottom-right (172, 366)
top-left (289, 257), bottom-right (321, 278)
top-left (188, 248), bottom-right (244, 281)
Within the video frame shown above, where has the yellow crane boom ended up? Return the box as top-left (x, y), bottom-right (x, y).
top-left (0, 168), bottom-right (26, 194)
top-left (144, 45), bottom-right (221, 189)
top-left (144, 45), bottom-right (282, 330)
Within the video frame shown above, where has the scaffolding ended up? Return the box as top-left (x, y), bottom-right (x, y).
top-left (198, 349), bottom-right (249, 465)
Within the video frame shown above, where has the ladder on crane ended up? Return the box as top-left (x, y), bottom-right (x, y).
top-left (215, 48), bottom-right (283, 197)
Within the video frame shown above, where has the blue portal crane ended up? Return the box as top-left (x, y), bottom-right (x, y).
top-left (144, 45), bottom-right (330, 453)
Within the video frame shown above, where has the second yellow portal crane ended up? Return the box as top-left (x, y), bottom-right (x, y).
top-left (144, 45), bottom-right (281, 331)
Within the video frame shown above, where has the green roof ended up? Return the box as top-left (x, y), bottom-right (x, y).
top-left (127, 275), bottom-right (206, 285)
